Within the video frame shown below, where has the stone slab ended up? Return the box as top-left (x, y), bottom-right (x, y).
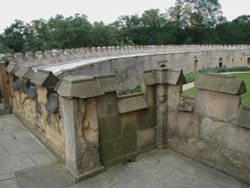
top-left (98, 115), bottom-right (121, 143)
top-left (15, 163), bottom-right (75, 188)
top-left (137, 128), bottom-right (156, 150)
top-left (117, 94), bottom-right (148, 114)
top-left (195, 89), bottom-right (240, 122)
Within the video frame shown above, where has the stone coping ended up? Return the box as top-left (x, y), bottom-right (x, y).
top-left (57, 74), bottom-right (117, 98)
top-left (143, 68), bottom-right (186, 85)
top-left (195, 74), bottom-right (246, 95)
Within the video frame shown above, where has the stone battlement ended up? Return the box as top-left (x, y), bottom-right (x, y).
top-left (1, 45), bottom-right (250, 65)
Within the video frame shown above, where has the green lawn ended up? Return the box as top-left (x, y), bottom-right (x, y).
top-left (183, 73), bottom-right (250, 107)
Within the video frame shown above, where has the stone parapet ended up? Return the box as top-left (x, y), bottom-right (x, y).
top-left (195, 73), bottom-right (246, 95)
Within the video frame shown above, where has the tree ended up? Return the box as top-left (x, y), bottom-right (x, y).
top-left (1, 20), bottom-right (26, 52)
top-left (167, 0), bottom-right (225, 28)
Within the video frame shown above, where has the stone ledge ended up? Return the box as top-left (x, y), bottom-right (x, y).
top-left (195, 74), bottom-right (246, 95)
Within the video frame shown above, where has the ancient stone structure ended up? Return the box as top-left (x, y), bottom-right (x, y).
top-left (0, 45), bottom-right (250, 184)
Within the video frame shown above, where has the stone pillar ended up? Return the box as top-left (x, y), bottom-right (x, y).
top-left (61, 97), bottom-right (103, 181)
top-left (143, 69), bottom-right (186, 149)
top-left (57, 74), bottom-right (116, 181)
top-left (156, 84), bottom-right (168, 149)
top-left (0, 61), bottom-right (11, 112)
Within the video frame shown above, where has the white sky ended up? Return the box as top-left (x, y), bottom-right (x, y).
top-left (0, 0), bottom-right (249, 33)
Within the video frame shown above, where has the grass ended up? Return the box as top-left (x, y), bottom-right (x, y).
top-left (183, 73), bottom-right (250, 107)
top-left (185, 72), bottom-right (203, 83)
top-left (235, 73), bottom-right (250, 107)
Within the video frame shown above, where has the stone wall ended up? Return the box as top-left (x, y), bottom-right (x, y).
top-left (167, 74), bottom-right (250, 184)
top-left (61, 48), bottom-right (250, 92)
top-left (7, 67), bottom-right (65, 158)
top-left (5, 62), bottom-right (250, 184)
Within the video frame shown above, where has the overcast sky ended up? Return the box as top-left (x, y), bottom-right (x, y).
top-left (0, 0), bottom-right (249, 33)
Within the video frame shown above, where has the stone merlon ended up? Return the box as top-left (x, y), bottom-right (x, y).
top-left (30, 70), bottom-right (59, 88)
top-left (57, 74), bottom-right (117, 98)
top-left (143, 69), bottom-right (186, 85)
top-left (195, 73), bottom-right (246, 95)
top-left (6, 62), bottom-right (18, 74)
top-left (14, 66), bottom-right (35, 80)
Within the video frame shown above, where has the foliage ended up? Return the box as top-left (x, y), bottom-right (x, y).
top-left (121, 86), bottom-right (142, 95)
top-left (0, 0), bottom-right (250, 53)
top-left (199, 66), bottom-right (250, 74)
top-left (235, 73), bottom-right (250, 107)
top-left (185, 72), bottom-right (203, 83)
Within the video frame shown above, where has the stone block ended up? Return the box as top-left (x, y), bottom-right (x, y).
top-left (137, 128), bottom-right (156, 150)
top-left (46, 93), bottom-right (59, 113)
top-left (26, 86), bottom-right (37, 99)
top-left (196, 140), bottom-right (219, 166)
top-left (167, 85), bottom-right (181, 108)
top-left (143, 70), bottom-right (156, 85)
top-left (158, 69), bottom-right (186, 85)
top-left (96, 74), bottom-right (117, 93)
top-left (57, 76), bottom-right (102, 98)
top-left (217, 148), bottom-right (250, 182)
top-left (115, 134), bottom-right (137, 157)
top-left (6, 62), bottom-right (17, 74)
top-left (137, 107), bottom-right (156, 131)
top-left (178, 95), bottom-right (195, 112)
top-left (121, 114), bottom-right (137, 137)
top-left (200, 118), bottom-right (227, 146)
top-left (237, 106), bottom-right (250, 129)
top-left (14, 66), bottom-right (34, 80)
top-left (117, 94), bottom-right (148, 114)
top-left (96, 93), bottom-right (118, 118)
top-left (225, 124), bottom-right (250, 156)
top-left (100, 140), bottom-right (116, 162)
top-left (31, 70), bottom-right (59, 88)
top-left (143, 69), bottom-right (186, 86)
top-left (168, 110), bottom-right (200, 140)
top-left (195, 74), bottom-right (246, 95)
top-left (195, 90), bottom-right (240, 122)
top-left (145, 85), bottom-right (156, 107)
top-left (13, 79), bottom-right (21, 91)
top-left (98, 115), bottom-right (121, 143)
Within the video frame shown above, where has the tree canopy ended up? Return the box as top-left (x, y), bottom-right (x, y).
top-left (0, 0), bottom-right (249, 53)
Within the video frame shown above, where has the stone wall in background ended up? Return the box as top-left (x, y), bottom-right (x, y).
top-left (168, 74), bottom-right (250, 185)
top-left (62, 48), bottom-right (250, 92)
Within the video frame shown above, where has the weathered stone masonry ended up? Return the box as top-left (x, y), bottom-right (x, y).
top-left (0, 45), bottom-right (250, 184)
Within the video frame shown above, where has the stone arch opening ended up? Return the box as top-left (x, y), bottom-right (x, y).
top-left (247, 57), bottom-right (250, 65)
top-left (194, 59), bottom-right (198, 72)
top-left (219, 58), bottom-right (223, 67)
top-left (160, 64), bottom-right (166, 68)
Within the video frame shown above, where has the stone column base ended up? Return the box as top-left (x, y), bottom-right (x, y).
top-left (66, 165), bottom-right (105, 182)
